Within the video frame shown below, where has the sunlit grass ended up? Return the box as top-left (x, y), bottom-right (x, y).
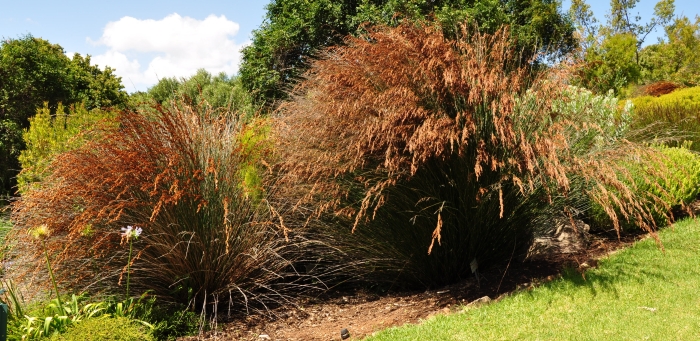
top-left (365, 218), bottom-right (700, 340)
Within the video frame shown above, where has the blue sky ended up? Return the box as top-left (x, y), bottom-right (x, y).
top-left (562, 0), bottom-right (700, 44)
top-left (1, 0), bottom-right (269, 92)
top-left (1, 0), bottom-right (698, 92)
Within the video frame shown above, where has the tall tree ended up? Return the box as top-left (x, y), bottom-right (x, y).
top-left (640, 15), bottom-right (700, 86)
top-left (0, 35), bottom-right (128, 196)
top-left (239, 0), bottom-right (577, 107)
top-left (606, 0), bottom-right (675, 64)
top-left (569, 0), bottom-right (599, 52)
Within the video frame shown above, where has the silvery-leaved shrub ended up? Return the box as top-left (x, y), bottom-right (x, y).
top-left (551, 86), bottom-right (632, 140)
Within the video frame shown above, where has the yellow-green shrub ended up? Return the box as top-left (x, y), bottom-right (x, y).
top-left (50, 317), bottom-right (154, 341)
top-left (630, 86), bottom-right (700, 152)
top-left (17, 103), bottom-right (115, 194)
top-left (631, 86), bottom-right (700, 110)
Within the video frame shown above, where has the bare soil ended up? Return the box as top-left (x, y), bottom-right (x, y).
top-left (179, 232), bottom-right (647, 341)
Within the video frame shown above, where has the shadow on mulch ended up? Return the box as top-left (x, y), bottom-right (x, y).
top-left (179, 232), bottom-right (650, 341)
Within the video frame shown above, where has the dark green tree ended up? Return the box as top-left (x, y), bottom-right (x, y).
top-left (239, 0), bottom-right (577, 107)
top-left (0, 35), bottom-right (128, 196)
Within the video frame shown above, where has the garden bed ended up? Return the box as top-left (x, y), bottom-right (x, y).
top-left (180, 232), bottom-right (645, 340)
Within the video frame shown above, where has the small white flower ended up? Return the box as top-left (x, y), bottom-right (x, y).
top-left (121, 226), bottom-right (142, 240)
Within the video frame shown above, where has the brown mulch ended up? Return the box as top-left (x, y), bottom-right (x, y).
top-left (179, 233), bottom-right (648, 341)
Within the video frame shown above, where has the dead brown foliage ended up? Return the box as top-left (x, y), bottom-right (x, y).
top-left (637, 81), bottom-right (683, 97)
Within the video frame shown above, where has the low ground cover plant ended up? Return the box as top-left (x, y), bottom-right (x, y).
top-left (588, 145), bottom-right (700, 232)
top-left (49, 316), bottom-right (154, 341)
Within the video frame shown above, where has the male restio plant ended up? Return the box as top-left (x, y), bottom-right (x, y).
top-left (274, 22), bottom-right (671, 288)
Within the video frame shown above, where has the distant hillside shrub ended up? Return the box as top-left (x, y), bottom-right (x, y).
top-left (274, 23), bottom-right (667, 288)
top-left (138, 69), bottom-right (257, 117)
top-left (635, 81), bottom-right (683, 97)
top-left (632, 86), bottom-right (700, 110)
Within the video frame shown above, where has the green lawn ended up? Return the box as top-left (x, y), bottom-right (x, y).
top-left (364, 218), bottom-right (700, 340)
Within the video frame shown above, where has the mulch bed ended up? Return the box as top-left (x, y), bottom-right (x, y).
top-left (179, 231), bottom-right (649, 341)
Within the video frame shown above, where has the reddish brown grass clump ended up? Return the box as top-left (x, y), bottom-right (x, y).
top-left (11, 103), bottom-right (299, 311)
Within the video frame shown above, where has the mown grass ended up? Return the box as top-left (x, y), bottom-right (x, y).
top-left (364, 218), bottom-right (700, 340)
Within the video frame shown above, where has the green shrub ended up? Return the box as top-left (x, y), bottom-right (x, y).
top-left (17, 102), bottom-right (115, 194)
top-left (630, 86), bottom-right (700, 152)
top-left (50, 317), bottom-right (154, 341)
top-left (149, 309), bottom-right (200, 341)
top-left (549, 85), bottom-right (632, 141)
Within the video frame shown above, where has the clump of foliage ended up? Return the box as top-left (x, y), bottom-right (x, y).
top-left (634, 81), bottom-right (683, 97)
top-left (630, 86), bottom-right (700, 151)
top-left (274, 22), bottom-right (666, 287)
top-left (631, 86), bottom-right (700, 110)
top-left (11, 101), bottom-right (301, 311)
top-left (17, 103), bottom-right (116, 194)
top-left (550, 85), bottom-right (632, 140)
top-left (2, 283), bottom-right (156, 341)
top-left (0, 35), bottom-right (127, 195)
top-left (240, 0), bottom-right (576, 106)
top-left (49, 317), bottom-right (154, 341)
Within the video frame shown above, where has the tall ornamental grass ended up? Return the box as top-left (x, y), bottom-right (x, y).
top-left (11, 102), bottom-right (303, 312)
top-left (273, 23), bottom-right (670, 287)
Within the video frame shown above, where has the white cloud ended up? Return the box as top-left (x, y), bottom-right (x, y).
top-left (90, 13), bottom-right (247, 92)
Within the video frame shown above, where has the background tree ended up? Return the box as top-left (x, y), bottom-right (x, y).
top-left (640, 16), bottom-right (700, 86)
top-left (569, 0), bottom-right (599, 53)
top-left (571, 0), bottom-right (676, 94)
top-left (0, 35), bottom-right (128, 196)
top-left (139, 69), bottom-right (255, 115)
top-left (239, 0), bottom-right (577, 107)
top-left (607, 0), bottom-right (675, 65)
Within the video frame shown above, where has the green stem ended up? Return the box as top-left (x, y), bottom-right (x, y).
top-left (126, 238), bottom-right (132, 299)
top-left (43, 240), bottom-right (62, 309)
